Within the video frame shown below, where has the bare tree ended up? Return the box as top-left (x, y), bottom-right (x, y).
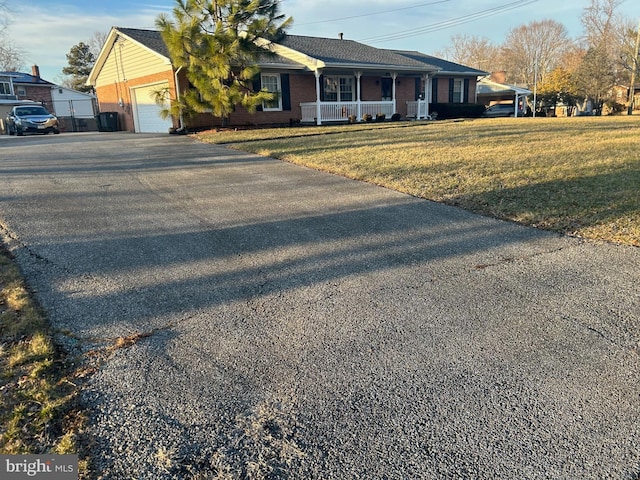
top-left (575, 0), bottom-right (628, 111)
top-left (435, 34), bottom-right (502, 71)
top-left (0, 0), bottom-right (24, 71)
top-left (501, 20), bottom-right (572, 88)
top-left (581, 0), bottom-right (623, 49)
top-left (88, 31), bottom-right (108, 58)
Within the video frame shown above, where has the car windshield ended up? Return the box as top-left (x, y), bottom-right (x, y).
top-left (15, 106), bottom-right (49, 116)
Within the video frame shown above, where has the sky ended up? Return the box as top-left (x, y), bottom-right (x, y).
top-left (4, 0), bottom-right (640, 83)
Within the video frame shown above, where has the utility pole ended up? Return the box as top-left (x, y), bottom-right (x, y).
top-left (628, 19), bottom-right (640, 115)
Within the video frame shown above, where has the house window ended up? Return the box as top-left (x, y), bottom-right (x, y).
top-left (0, 81), bottom-right (11, 95)
top-left (323, 76), bottom-right (354, 102)
top-left (452, 79), bottom-right (463, 103)
top-left (261, 73), bottom-right (282, 111)
top-left (17, 87), bottom-right (26, 96)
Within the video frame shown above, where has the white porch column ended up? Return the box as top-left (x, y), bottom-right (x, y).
top-left (355, 71), bottom-right (362, 120)
top-left (392, 72), bottom-right (397, 114)
top-left (423, 74), bottom-right (430, 119)
top-left (315, 69), bottom-right (322, 125)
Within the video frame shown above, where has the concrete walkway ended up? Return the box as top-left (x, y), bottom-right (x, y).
top-left (1, 132), bottom-right (638, 479)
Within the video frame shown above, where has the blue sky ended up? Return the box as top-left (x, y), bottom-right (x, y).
top-left (5, 0), bottom-right (640, 82)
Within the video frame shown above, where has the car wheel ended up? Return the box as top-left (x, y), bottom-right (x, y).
top-left (16, 128), bottom-right (24, 136)
top-left (53, 129), bottom-right (60, 134)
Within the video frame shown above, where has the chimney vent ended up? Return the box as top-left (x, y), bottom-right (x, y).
top-left (338, 33), bottom-right (343, 40)
top-left (32, 65), bottom-right (40, 78)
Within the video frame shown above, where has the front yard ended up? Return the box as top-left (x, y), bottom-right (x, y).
top-left (196, 116), bottom-right (640, 247)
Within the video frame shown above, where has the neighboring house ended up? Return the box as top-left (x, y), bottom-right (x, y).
top-left (0, 72), bottom-right (45, 133)
top-left (612, 83), bottom-right (640, 111)
top-left (477, 76), bottom-right (532, 117)
top-left (2, 66), bottom-right (56, 112)
top-left (88, 27), bottom-right (488, 133)
top-left (1, 67), bottom-right (99, 132)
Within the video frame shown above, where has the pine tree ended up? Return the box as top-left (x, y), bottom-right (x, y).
top-left (62, 42), bottom-right (95, 93)
top-left (156, 0), bottom-right (292, 125)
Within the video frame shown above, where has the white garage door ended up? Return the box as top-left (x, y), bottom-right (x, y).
top-left (132, 83), bottom-right (173, 133)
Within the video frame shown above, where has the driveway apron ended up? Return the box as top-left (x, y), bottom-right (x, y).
top-left (0, 132), bottom-right (639, 479)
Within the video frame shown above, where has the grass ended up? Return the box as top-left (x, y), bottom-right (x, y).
top-left (196, 116), bottom-right (640, 247)
top-left (0, 243), bottom-right (85, 468)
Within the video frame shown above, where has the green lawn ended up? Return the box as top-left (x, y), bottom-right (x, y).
top-left (196, 116), bottom-right (640, 247)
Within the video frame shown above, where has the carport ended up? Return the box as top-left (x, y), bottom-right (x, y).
top-left (477, 77), bottom-right (532, 117)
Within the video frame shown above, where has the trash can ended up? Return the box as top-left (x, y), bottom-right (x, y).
top-left (96, 112), bottom-right (119, 132)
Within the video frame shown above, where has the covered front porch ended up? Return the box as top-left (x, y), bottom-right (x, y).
top-left (300, 70), bottom-right (434, 125)
top-left (301, 100), bottom-right (395, 123)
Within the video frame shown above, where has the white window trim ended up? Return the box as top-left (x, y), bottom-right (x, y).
top-left (261, 73), bottom-right (282, 111)
top-left (0, 81), bottom-right (11, 95)
top-left (324, 75), bottom-right (355, 102)
top-left (453, 78), bottom-right (464, 103)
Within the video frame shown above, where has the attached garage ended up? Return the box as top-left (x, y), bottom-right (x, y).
top-left (132, 83), bottom-right (173, 133)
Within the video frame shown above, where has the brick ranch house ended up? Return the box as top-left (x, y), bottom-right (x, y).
top-left (88, 27), bottom-right (487, 133)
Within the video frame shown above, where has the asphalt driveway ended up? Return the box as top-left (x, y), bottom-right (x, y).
top-left (1, 132), bottom-right (639, 479)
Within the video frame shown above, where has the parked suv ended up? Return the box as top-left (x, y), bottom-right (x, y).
top-left (481, 103), bottom-right (525, 118)
top-left (5, 105), bottom-right (60, 135)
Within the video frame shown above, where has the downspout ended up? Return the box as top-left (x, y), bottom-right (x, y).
top-left (174, 66), bottom-right (183, 129)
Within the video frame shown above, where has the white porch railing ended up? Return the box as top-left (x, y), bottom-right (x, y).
top-left (406, 100), bottom-right (430, 119)
top-left (301, 101), bottom-right (395, 124)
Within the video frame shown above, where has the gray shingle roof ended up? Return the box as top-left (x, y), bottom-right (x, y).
top-left (392, 50), bottom-right (487, 75)
top-left (280, 35), bottom-right (437, 69)
top-left (111, 28), bottom-right (442, 72)
top-left (117, 27), bottom-right (170, 59)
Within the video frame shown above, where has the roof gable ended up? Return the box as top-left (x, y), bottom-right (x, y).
top-left (88, 27), bottom-right (172, 86)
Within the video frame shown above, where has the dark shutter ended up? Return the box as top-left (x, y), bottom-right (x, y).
top-left (319, 74), bottom-right (325, 101)
top-left (448, 78), bottom-right (454, 103)
top-left (463, 78), bottom-right (470, 103)
top-left (252, 75), bottom-right (263, 112)
top-left (252, 75), bottom-right (261, 93)
top-left (415, 77), bottom-right (421, 101)
top-left (281, 74), bottom-right (291, 111)
top-left (432, 78), bottom-right (438, 103)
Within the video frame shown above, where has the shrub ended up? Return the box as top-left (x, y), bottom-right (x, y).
top-left (362, 113), bottom-right (373, 122)
top-left (429, 103), bottom-right (485, 119)
top-left (391, 113), bottom-right (402, 121)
